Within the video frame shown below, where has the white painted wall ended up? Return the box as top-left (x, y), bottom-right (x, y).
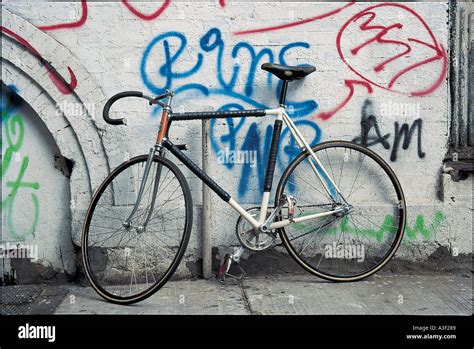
top-left (1, 88), bottom-right (75, 276)
top-left (1, 1), bottom-right (472, 280)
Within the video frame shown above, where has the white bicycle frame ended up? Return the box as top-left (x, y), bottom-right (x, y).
top-left (226, 107), bottom-right (347, 232)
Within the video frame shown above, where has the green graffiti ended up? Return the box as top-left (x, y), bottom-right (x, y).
top-left (293, 211), bottom-right (445, 242)
top-left (1, 101), bottom-right (40, 241)
top-left (1, 112), bottom-right (24, 177)
top-left (404, 211), bottom-right (445, 240)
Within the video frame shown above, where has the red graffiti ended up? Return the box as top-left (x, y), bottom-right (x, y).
top-left (122, 0), bottom-right (171, 21)
top-left (1, 26), bottom-right (77, 94)
top-left (233, 2), bottom-right (354, 35)
top-left (32, 0), bottom-right (227, 29)
top-left (317, 3), bottom-right (447, 121)
top-left (390, 40), bottom-right (447, 97)
top-left (48, 67), bottom-right (78, 95)
top-left (336, 3), bottom-right (447, 97)
top-left (316, 80), bottom-right (373, 121)
top-left (122, 0), bottom-right (224, 19)
top-left (38, 0), bottom-right (88, 31)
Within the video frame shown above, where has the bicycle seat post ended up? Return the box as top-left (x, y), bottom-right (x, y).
top-left (279, 80), bottom-right (289, 107)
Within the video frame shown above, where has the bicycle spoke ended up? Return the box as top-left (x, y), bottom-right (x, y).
top-left (347, 154), bottom-right (365, 198)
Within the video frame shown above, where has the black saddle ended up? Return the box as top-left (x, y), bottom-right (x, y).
top-left (261, 63), bottom-right (316, 81)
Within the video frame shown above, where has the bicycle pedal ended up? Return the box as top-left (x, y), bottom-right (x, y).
top-left (217, 254), bottom-right (231, 282)
top-left (217, 264), bottom-right (227, 282)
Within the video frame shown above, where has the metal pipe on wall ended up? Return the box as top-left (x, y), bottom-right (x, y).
top-left (201, 119), bottom-right (212, 279)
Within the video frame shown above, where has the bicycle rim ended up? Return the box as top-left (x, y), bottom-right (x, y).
top-left (81, 155), bottom-right (192, 304)
top-left (276, 141), bottom-right (406, 281)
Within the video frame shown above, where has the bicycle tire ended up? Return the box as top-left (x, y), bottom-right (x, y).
top-left (81, 155), bottom-right (193, 304)
top-left (275, 141), bottom-right (406, 281)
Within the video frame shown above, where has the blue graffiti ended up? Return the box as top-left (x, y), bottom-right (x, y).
top-left (141, 28), bottom-right (322, 203)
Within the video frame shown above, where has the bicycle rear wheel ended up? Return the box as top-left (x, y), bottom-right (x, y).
top-left (275, 141), bottom-right (406, 281)
top-left (81, 155), bottom-right (192, 304)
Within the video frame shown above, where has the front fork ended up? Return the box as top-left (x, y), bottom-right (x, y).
top-left (122, 144), bottom-right (164, 229)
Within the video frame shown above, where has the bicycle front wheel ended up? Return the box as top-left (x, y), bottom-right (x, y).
top-left (275, 141), bottom-right (406, 281)
top-left (81, 155), bottom-right (193, 304)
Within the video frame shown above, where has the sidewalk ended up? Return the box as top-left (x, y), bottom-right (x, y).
top-left (2, 272), bottom-right (471, 315)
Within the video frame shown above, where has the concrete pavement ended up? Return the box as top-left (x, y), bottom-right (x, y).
top-left (3, 271), bottom-right (470, 315)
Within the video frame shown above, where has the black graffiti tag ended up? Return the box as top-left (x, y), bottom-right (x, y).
top-left (352, 99), bottom-right (426, 162)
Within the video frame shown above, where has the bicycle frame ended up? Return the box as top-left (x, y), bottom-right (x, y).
top-left (123, 82), bottom-right (350, 232)
top-left (130, 93), bottom-right (349, 233)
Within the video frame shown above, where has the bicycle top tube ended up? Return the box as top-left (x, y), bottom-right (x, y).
top-left (168, 108), bottom-right (267, 121)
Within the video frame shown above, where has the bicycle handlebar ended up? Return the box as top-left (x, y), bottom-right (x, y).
top-left (103, 90), bottom-right (171, 125)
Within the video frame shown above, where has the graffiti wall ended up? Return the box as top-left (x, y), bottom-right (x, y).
top-left (1, 1), bottom-right (472, 280)
top-left (1, 84), bottom-right (75, 280)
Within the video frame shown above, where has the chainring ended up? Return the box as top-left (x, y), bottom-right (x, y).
top-left (235, 207), bottom-right (277, 251)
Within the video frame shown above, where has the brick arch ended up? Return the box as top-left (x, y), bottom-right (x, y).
top-left (1, 9), bottom-right (124, 245)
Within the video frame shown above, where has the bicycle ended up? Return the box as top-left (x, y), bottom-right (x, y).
top-left (81, 63), bottom-right (406, 304)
